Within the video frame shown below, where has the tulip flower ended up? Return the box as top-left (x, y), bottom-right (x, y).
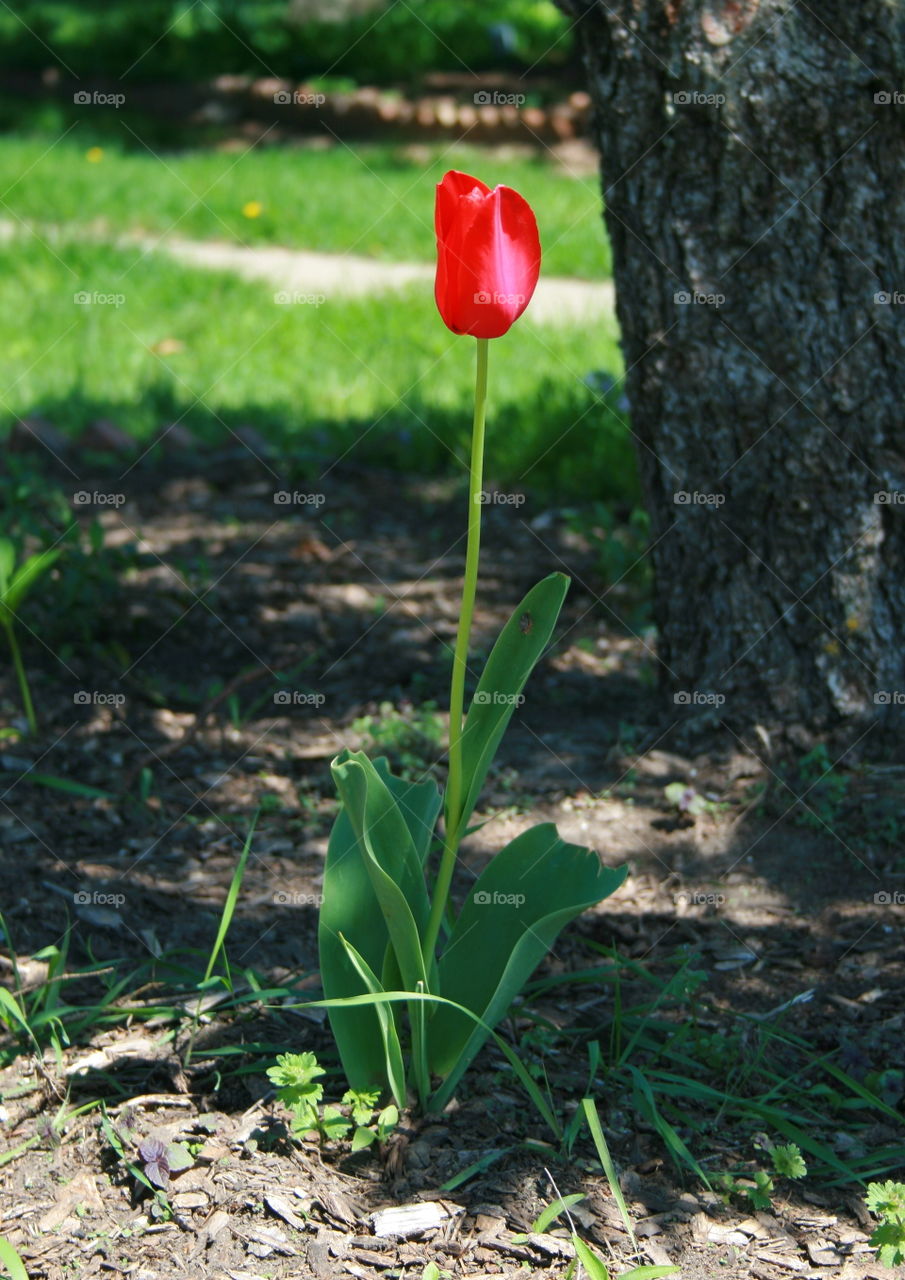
top-left (317, 169), bottom-right (624, 1115)
top-left (423, 171), bottom-right (542, 964)
top-left (434, 170), bottom-right (541, 340)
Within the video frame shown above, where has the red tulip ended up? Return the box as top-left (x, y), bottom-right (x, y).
top-left (434, 170), bottom-right (541, 339)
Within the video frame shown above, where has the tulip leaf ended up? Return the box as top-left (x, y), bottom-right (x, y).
top-left (318, 754), bottom-right (438, 1092)
top-left (454, 573), bottom-right (569, 840)
top-left (332, 751), bottom-right (431, 990)
top-left (429, 823), bottom-right (626, 1104)
top-left (339, 934), bottom-right (407, 1108)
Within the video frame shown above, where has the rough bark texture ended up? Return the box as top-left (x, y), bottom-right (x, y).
top-left (558, 0), bottom-right (905, 753)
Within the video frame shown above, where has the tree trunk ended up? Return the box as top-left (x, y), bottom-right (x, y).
top-left (558, 0), bottom-right (905, 754)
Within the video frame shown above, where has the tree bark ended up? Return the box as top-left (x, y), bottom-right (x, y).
top-left (558, 0), bottom-right (905, 754)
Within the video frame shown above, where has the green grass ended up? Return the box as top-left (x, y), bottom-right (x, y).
top-left (0, 125), bottom-right (611, 280)
top-left (0, 232), bottom-right (632, 499)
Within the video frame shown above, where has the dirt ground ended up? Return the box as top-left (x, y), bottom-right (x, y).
top-left (1, 442), bottom-right (903, 1279)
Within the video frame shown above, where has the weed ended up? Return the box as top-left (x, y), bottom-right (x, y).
top-left (0, 538), bottom-right (60, 732)
top-left (350, 700), bottom-right (444, 780)
top-left (866, 1181), bottom-right (905, 1268)
top-left (267, 1052), bottom-right (399, 1150)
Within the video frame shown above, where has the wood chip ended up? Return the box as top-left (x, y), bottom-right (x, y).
top-left (370, 1201), bottom-right (455, 1238)
top-left (806, 1240), bottom-right (843, 1266)
top-left (37, 1170), bottom-right (104, 1230)
top-left (318, 1189), bottom-right (361, 1226)
top-left (199, 1209), bottom-right (231, 1244)
top-left (525, 1232), bottom-right (573, 1258)
top-left (244, 1224), bottom-right (296, 1257)
top-left (172, 1191), bottom-right (208, 1210)
top-left (754, 1250), bottom-right (806, 1271)
top-left (265, 1192), bottom-right (309, 1232)
top-left (644, 1241), bottom-right (675, 1267)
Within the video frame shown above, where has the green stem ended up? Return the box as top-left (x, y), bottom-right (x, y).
top-left (5, 624), bottom-right (37, 736)
top-left (423, 336), bottom-right (488, 964)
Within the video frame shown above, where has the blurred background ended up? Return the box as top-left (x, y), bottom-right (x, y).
top-left (0, 0), bottom-right (636, 506)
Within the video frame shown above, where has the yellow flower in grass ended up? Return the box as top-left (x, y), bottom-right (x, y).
top-left (86, 147), bottom-right (104, 163)
top-left (242, 200), bottom-right (263, 219)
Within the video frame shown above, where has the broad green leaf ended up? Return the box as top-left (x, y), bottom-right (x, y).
top-left (1, 549), bottom-right (60, 619)
top-left (319, 805), bottom-right (394, 1092)
top-left (339, 935), bottom-right (407, 1107)
top-left (332, 751), bottom-right (429, 991)
top-left (351, 1125), bottom-right (376, 1151)
top-left (430, 823), bottom-right (626, 1095)
top-left (454, 573), bottom-right (568, 839)
top-left (318, 754), bottom-right (437, 1093)
top-left (165, 1142), bottom-right (193, 1172)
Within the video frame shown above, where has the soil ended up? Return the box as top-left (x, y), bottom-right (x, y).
top-left (1, 442), bottom-right (904, 1280)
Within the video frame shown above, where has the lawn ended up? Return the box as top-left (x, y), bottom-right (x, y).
top-left (0, 232), bottom-right (630, 498)
top-left (0, 121), bottom-right (611, 279)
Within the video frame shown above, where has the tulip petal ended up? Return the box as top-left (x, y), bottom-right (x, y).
top-left (434, 171), bottom-right (541, 339)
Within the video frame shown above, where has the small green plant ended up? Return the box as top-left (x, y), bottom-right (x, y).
top-left (350, 700), bottom-right (444, 780)
top-left (717, 1141), bottom-right (807, 1211)
top-left (663, 781), bottom-right (719, 817)
top-left (771, 1142), bottom-right (808, 1180)
top-left (534, 1163), bottom-right (677, 1280)
top-left (0, 537), bottom-right (59, 733)
top-left (866, 1180), bottom-right (905, 1269)
top-left (267, 1052), bottom-right (399, 1150)
top-left (100, 1107), bottom-right (178, 1221)
top-left (793, 744), bottom-right (849, 829)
